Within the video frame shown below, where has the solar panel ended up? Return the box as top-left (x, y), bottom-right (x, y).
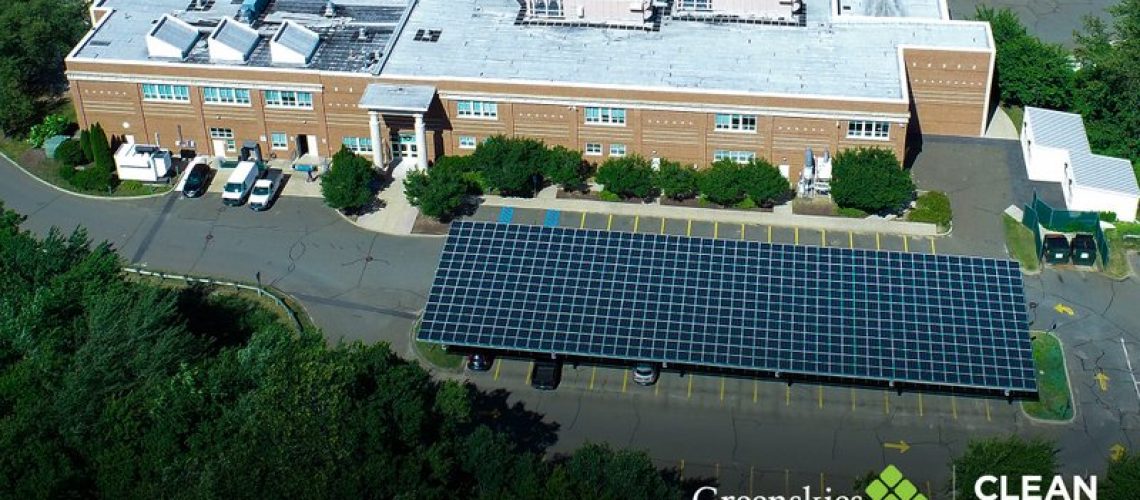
top-left (419, 221), bottom-right (1037, 394)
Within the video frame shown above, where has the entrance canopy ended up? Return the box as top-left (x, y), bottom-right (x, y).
top-left (358, 83), bottom-right (436, 113)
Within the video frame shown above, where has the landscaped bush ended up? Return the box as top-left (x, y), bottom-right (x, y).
top-left (53, 138), bottom-right (86, 166)
top-left (404, 155), bottom-right (480, 221)
top-left (71, 164), bottom-right (115, 192)
top-left (837, 207), bottom-right (867, 218)
top-left (739, 158), bottom-right (790, 206)
top-left (831, 147), bottom-right (914, 214)
top-left (907, 191), bottom-right (953, 229)
top-left (470, 135), bottom-right (547, 197)
top-left (1100, 211), bottom-right (1118, 223)
top-left (58, 163), bottom-right (76, 182)
top-left (598, 191), bottom-right (621, 202)
top-left (27, 114), bottom-right (70, 148)
top-left (595, 155), bottom-right (658, 200)
top-left (698, 160), bottom-right (748, 206)
top-left (321, 145), bottom-right (378, 213)
top-left (656, 160), bottom-right (699, 201)
top-left (543, 145), bottom-right (590, 192)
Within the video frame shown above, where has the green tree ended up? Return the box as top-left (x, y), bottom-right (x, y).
top-left (1072, 1), bottom-right (1140, 166)
top-left (405, 155), bottom-right (479, 220)
top-left (950, 437), bottom-right (1058, 500)
top-left (543, 146), bottom-right (590, 192)
top-left (831, 147), bottom-right (913, 214)
top-left (739, 158), bottom-right (790, 206)
top-left (546, 443), bottom-right (679, 500)
top-left (79, 128), bottom-right (92, 162)
top-left (470, 135), bottom-right (548, 197)
top-left (655, 160), bottom-right (699, 201)
top-left (594, 155), bottom-right (658, 199)
top-left (698, 160), bottom-right (748, 206)
top-left (53, 138), bottom-right (85, 166)
top-left (974, 6), bottom-right (1075, 109)
top-left (1103, 452), bottom-right (1140, 500)
top-left (0, 0), bottom-right (90, 134)
top-left (321, 146), bottom-right (377, 212)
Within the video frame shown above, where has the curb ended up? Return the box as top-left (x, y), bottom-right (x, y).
top-left (0, 150), bottom-right (173, 201)
top-left (1019, 331), bottom-right (1078, 426)
top-left (330, 199), bottom-right (445, 238)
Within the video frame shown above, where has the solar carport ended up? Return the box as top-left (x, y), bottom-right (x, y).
top-left (418, 222), bottom-right (1038, 398)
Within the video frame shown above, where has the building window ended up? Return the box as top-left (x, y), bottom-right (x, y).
top-left (209, 127), bottom-right (236, 152)
top-left (610, 143), bottom-right (627, 157)
top-left (264, 90), bottom-right (313, 109)
top-left (458, 136), bottom-right (477, 149)
top-left (456, 100), bottom-right (498, 119)
top-left (270, 132), bottom-right (288, 150)
top-left (677, 0), bottom-right (712, 10)
top-left (141, 83), bottom-right (189, 102)
top-left (203, 87), bottom-right (251, 106)
top-left (342, 137), bottom-right (374, 154)
top-left (585, 107), bottom-right (626, 126)
top-left (532, 0), bottom-right (563, 17)
top-left (713, 150), bottom-right (755, 163)
top-left (585, 143), bottom-right (603, 156)
top-left (714, 113), bottom-right (757, 132)
top-left (846, 120), bottom-right (891, 140)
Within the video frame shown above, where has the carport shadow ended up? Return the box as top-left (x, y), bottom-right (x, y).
top-left (470, 388), bottom-right (560, 454)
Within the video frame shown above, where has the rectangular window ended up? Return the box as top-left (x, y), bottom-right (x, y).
top-left (846, 120), bottom-right (891, 140)
top-left (585, 143), bottom-right (602, 156)
top-left (271, 132), bottom-right (288, 150)
top-left (714, 113), bottom-right (757, 132)
top-left (677, 0), bottom-right (712, 10)
top-left (456, 100), bottom-right (498, 119)
top-left (209, 127), bottom-right (236, 152)
top-left (584, 107), bottom-right (626, 126)
top-left (141, 83), bottom-right (190, 102)
top-left (458, 136), bottom-right (477, 149)
top-left (532, 0), bottom-right (564, 17)
top-left (342, 137), bottom-right (374, 153)
top-left (713, 150), bottom-right (755, 163)
top-left (264, 90), bottom-right (314, 109)
top-left (609, 143), bottom-right (627, 157)
top-left (203, 87), bottom-right (251, 106)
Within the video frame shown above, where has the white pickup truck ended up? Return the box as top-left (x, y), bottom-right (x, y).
top-left (248, 170), bottom-right (281, 211)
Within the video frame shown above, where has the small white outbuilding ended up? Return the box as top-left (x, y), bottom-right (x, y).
top-left (115, 143), bottom-right (173, 182)
top-left (1020, 106), bottom-right (1139, 222)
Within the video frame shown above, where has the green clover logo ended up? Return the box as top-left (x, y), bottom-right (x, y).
top-left (865, 465), bottom-right (927, 500)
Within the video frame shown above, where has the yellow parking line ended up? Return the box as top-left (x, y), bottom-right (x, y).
top-left (851, 388), bottom-right (856, 411)
top-left (589, 367), bottom-right (597, 390)
top-left (525, 361), bottom-right (534, 386)
top-left (622, 370), bottom-right (629, 393)
top-left (876, 233), bottom-right (881, 250)
top-left (785, 385), bottom-right (791, 406)
top-left (741, 223), bottom-right (746, 240)
top-left (655, 380), bottom-right (660, 397)
top-left (680, 460), bottom-right (686, 480)
top-left (818, 386), bottom-right (824, 409)
top-left (607, 214), bottom-right (613, 231)
top-left (985, 401), bottom-right (992, 422)
top-left (687, 376), bottom-right (694, 399)
top-left (951, 396), bottom-right (958, 420)
top-left (884, 392), bottom-right (890, 414)
top-left (821, 229), bottom-right (826, 246)
top-left (714, 222), bottom-right (719, 239)
top-left (918, 393), bottom-right (924, 417)
top-left (820, 473), bottom-right (826, 494)
top-left (794, 227), bottom-right (800, 244)
top-left (687, 220), bottom-right (693, 236)
top-left (902, 235), bottom-right (909, 252)
top-left (767, 226), bottom-right (772, 243)
top-left (926, 481), bottom-right (933, 499)
top-left (931, 238), bottom-right (937, 254)
top-left (849, 231), bottom-right (854, 248)
top-left (633, 215), bottom-right (639, 233)
top-left (753, 380), bottom-right (759, 403)
top-left (660, 217), bottom-right (666, 234)
top-left (579, 212), bottom-right (586, 229)
top-left (493, 360), bottom-right (502, 381)
top-left (719, 377), bottom-right (726, 402)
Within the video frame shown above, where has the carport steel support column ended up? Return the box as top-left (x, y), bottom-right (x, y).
top-left (368, 111), bottom-right (383, 168)
top-left (413, 113), bottom-right (428, 170)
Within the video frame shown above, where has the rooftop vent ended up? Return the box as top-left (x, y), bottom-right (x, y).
top-left (208, 17), bottom-right (259, 62)
top-left (323, 0), bottom-right (336, 17)
top-left (146, 15), bottom-right (200, 60)
top-left (238, 0), bottom-right (270, 25)
top-left (413, 29), bottom-right (441, 42)
top-left (270, 21), bottom-right (320, 65)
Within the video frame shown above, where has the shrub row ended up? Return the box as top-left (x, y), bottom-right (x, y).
top-left (595, 156), bottom-right (791, 208)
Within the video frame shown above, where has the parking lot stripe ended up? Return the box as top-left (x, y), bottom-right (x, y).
top-left (794, 227), bottom-right (799, 244)
top-left (951, 396), bottom-right (958, 419)
top-left (821, 229), bottom-right (826, 246)
top-left (714, 221), bottom-right (719, 239)
top-left (719, 377), bottom-right (726, 402)
top-left (753, 380), bottom-right (759, 403)
top-left (785, 385), bottom-right (791, 406)
top-left (818, 386), bottom-right (824, 408)
top-left (918, 393), bottom-right (924, 417)
top-left (750, 466), bottom-right (755, 496)
top-left (525, 361), bottom-right (534, 386)
top-left (931, 238), bottom-right (937, 254)
top-left (680, 460), bottom-right (686, 480)
top-left (820, 473), bottom-right (825, 494)
top-left (660, 217), bottom-right (666, 234)
top-left (493, 360), bottom-right (501, 381)
top-left (902, 235), bottom-right (909, 252)
top-left (985, 401), bottom-right (992, 421)
top-left (687, 220), bottom-right (692, 236)
top-left (851, 388), bottom-right (856, 411)
top-left (607, 214), bottom-right (613, 230)
top-left (876, 233), bottom-right (881, 250)
top-left (767, 225), bottom-right (772, 243)
top-left (926, 481), bottom-right (933, 499)
top-left (655, 380), bottom-right (660, 397)
top-left (579, 212), bottom-right (586, 229)
top-left (849, 231), bottom-right (854, 248)
top-left (884, 392), bottom-right (890, 414)
top-left (785, 470), bottom-right (790, 496)
top-left (622, 371), bottom-right (629, 393)
top-left (687, 376), bottom-right (694, 399)
top-left (741, 223), bottom-right (746, 240)
top-left (589, 367), bottom-right (597, 390)
top-left (633, 215), bottom-right (639, 232)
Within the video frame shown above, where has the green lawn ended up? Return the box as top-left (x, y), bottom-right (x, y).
top-left (1002, 214), bottom-right (1039, 272)
top-left (1102, 230), bottom-right (1133, 279)
top-left (415, 340), bottom-right (464, 370)
top-left (1021, 332), bottom-right (1074, 421)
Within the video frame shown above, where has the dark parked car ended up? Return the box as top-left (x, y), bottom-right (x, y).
top-left (181, 162), bottom-right (210, 198)
top-left (1042, 234), bottom-right (1071, 265)
top-left (530, 360), bottom-right (562, 390)
top-left (1071, 234), bottom-right (1097, 266)
top-left (467, 354), bottom-right (494, 372)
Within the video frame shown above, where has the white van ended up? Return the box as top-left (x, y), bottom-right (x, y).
top-left (222, 161), bottom-right (261, 206)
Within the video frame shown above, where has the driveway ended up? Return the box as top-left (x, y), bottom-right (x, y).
top-left (947, 0), bottom-right (1115, 47)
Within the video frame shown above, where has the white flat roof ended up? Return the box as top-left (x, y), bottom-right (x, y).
top-left (1025, 107), bottom-right (1140, 196)
top-left (380, 0), bottom-right (989, 101)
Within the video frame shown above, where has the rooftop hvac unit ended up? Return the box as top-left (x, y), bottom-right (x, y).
top-left (323, 0), bottom-right (336, 17)
top-left (577, 5), bottom-right (585, 18)
top-left (629, 1), bottom-right (644, 12)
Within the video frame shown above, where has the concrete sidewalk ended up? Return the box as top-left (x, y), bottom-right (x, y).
top-left (480, 194), bottom-right (940, 236)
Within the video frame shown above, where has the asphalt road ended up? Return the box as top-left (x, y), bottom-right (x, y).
top-left (947, 0), bottom-right (1117, 47)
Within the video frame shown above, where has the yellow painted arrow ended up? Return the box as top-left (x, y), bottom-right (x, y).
top-left (1054, 303), bottom-right (1075, 316)
top-left (1111, 444), bottom-right (1127, 462)
top-left (1095, 371), bottom-right (1110, 392)
top-left (884, 441), bottom-right (911, 454)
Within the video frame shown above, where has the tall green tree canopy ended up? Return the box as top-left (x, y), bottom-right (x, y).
top-left (0, 0), bottom-right (89, 133)
top-left (470, 135), bottom-right (549, 197)
top-left (831, 147), bottom-right (913, 214)
top-left (1072, 0), bottom-right (1140, 166)
top-left (321, 146), bottom-right (378, 213)
top-left (974, 6), bottom-right (1074, 109)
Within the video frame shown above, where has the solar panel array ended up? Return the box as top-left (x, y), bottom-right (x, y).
top-left (419, 221), bottom-right (1036, 393)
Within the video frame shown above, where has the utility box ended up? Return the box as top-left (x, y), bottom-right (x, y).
top-left (114, 143), bottom-right (173, 182)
